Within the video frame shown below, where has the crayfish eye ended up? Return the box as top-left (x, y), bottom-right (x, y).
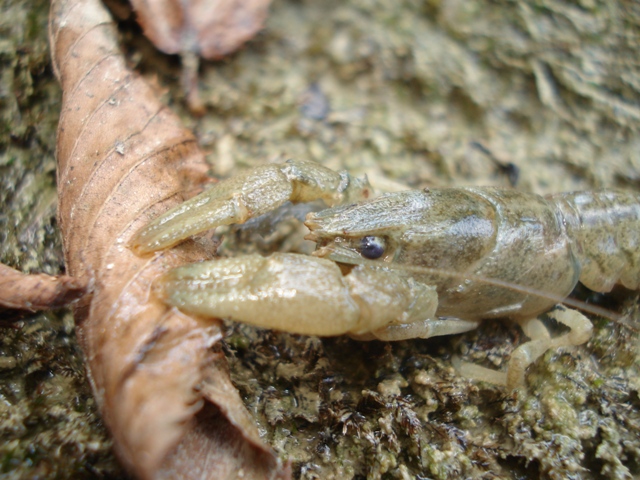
top-left (359, 236), bottom-right (385, 259)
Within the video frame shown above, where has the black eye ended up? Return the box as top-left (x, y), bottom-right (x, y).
top-left (359, 236), bottom-right (385, 259)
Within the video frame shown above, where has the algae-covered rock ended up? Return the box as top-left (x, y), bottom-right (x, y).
top-left (1, 0), bottom-right (638, 478)
top-left (0, 0), bottom-right (123, 477)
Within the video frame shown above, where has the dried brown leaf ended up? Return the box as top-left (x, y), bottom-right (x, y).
top-left (48, 0), bottom-right (287, 478)
top-left (0, 263), bottom-right (86, 311)
top-left (130, 0), bottom-right (272, 59)
top-left (129, 0), bottom-right (272, 113)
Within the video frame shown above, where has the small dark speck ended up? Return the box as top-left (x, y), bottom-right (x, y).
top-left (299, 84), bottom-right (330, 121)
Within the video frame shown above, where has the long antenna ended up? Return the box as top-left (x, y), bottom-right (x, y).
top-left (349, 260), bottom-right (637, 327)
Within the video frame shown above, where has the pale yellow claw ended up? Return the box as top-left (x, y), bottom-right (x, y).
top-left (130, 159), bottom-right (371, 254)
top-left (159, 253), bottom-right (438, 337)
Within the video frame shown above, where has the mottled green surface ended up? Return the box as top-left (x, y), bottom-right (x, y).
top-left (0, 0), bottom-right (124, 477)
top-left (1, 0), bottom-right (639, 478)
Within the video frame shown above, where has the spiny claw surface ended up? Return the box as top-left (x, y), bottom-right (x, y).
top-left (130, 160), bottom-right (371, 254)
top-left (158, 253), bottom-right (438, 337)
